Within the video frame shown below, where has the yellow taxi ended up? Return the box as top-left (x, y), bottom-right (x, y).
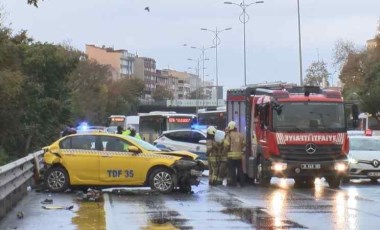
top-left (42, 133), bottom-right (204, 193)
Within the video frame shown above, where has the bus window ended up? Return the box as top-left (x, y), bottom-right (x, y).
top-left (197, 111), bottom-right (226, 130)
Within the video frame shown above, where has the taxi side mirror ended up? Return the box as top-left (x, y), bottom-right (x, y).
top-left (128, 146), bottom-right (140, 153)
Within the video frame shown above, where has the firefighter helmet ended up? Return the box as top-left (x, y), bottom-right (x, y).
top-left (207, 126), bottom-right (217, 135)
top-left (227, 121), bottom-right (236, 131)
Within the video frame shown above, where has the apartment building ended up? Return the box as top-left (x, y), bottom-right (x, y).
top-left (85, 44), bottom-right (135, 80)
top-left (85, 44), bottom-right (156, 99)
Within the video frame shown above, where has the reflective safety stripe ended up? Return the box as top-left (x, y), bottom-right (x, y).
top-left (61, 149), bottom-right (174, 159)
top-left (227, 151), bottom-right (242, 159)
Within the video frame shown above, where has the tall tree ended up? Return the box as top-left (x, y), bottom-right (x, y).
top-left (152, 85), bottom-right (173, 101)
top-left (68, 59), bottom-right (111, 125)
top-left (304, 60), bottom-right (330, 87)
top-left (107, 78), bottom-right (145, 116)
top-left (20, 43), bottom-right (81, 154)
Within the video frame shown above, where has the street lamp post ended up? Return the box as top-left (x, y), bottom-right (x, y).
top-left (224, 0), bottom-right (264, 86)
top-left (188, 58), bottom-right (201, 115)
top-left (190, 45), bottom-right (214, 108)
top-left (297, 0), bottom-right (303, 86)
top-left (201, 27), bottom-right (232, 106)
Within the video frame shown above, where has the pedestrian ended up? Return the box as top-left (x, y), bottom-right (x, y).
top-left (223, 121), bottom-right (245, 187)
top-left (123, 126), bottom-right (142, 140)
top-left (122, 126), bottom-right (131, 136)
top-left (117, 126), bottom-right (124, 134)
top-left (206, 126), bottom-right (220, 186)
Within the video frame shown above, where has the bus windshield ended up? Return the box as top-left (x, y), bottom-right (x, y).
top-left (108, 116), bottom-right (126, 127)
top-left (197, 111), bottom-right (226, 130)
top-left (139, 114), bottom-right (196, 143)
top-left (273, 102), bottom-right (346, 132)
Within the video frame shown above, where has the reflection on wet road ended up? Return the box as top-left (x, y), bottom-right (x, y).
top-left (2, 178), bottom-right (380, 229)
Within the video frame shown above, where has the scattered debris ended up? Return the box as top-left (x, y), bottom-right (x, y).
top-left (16, 211), bottom-right (24, 219)
top-left (76, 188), bottom-right (102, 202)
top-left (41, 198), bottom-right (53, 204)
top-left (41, 205), bottom-right (74, 210)
top-left (144, 6), bottom-right (150, 12)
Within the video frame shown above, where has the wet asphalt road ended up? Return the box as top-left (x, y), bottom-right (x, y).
top-left (1, 177), bottom-right (380, 230)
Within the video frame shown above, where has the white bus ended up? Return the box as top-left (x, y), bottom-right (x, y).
top-left (139, 111), bottom-right (196, 143)
top-left (197, 106), bottom-right (226, 130)
top-left (107, 115), bottom-right (139, 133)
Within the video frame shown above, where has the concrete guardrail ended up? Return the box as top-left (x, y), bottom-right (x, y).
top-left (0, 150), bottom-right (44, 220)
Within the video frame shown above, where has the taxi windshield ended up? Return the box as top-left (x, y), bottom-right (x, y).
top-left (129, 136), bottom-right (162, 151)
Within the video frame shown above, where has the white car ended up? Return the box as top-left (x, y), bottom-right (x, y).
top-left (346, 136), bottom-right (380, 182)
top-left (153, 129), bottom-right (225, 160)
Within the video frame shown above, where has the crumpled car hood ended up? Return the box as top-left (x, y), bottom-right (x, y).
top-left (155, 150), bottom-right (198, 160)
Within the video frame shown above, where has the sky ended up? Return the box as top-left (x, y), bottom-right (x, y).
top-left (1, 0), bottom-right (379, 91)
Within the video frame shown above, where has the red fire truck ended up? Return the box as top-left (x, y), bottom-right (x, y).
top-left (226, 84), bottom-right (349, 188)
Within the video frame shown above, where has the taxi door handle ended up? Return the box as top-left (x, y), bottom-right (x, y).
top-left (101, 155), bottom-right (112, 158)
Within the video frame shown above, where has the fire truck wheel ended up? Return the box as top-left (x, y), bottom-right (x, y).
top-left (326, 176), bottom-right (341, 189)
top-left (256, 157), bottom-right (271, 187)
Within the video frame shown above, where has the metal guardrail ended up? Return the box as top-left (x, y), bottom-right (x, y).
top-left (0, 150), bottom-right (44, 220)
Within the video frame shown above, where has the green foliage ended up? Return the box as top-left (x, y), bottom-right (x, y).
top-left (0, 146), bottom-right (9, 166)
top-left (337, 37), bottom-right (380, 120)
top-left (68, 60), bottom-right (111, 125)
top-left (107, 78), bottom-right (145, 116)
top-left (152, 85), bottom-right (173, 101)
top-left (304, 60), bottom-right (330, 87)
top-left (0, 18), bottom-right (146, 163)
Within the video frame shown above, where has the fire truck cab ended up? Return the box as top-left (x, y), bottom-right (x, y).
top-left (226, 84), bottom-right (349, 188)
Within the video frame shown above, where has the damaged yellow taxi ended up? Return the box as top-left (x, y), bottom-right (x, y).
top-left (41, 133), bottom-right (204, 193)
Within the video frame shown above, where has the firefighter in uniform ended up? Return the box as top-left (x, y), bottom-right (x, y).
top-left (224, 121), bottom-right (245, 187)
top-left (215, 128), bottom-right (228, 185)
top-left (206, 126), bottom-right (220, 185)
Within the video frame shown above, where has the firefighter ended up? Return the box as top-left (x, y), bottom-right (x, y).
top-left (206, 126), bottom-right (220, 186)
top-left (215, 128), bottom-right (229, 185)
top-left (224, 121), bottom-right (245, 187)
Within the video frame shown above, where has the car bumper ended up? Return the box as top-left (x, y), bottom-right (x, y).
top-left (348, 163), bottom-right (380, 179)
top-left (267, 157), bottom-right (348, 178)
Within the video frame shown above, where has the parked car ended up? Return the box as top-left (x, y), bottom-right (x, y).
top-left (345, 135), bottom-right (380, 183)
top-left (42, 133), bottom-right (204, 193)
top-left (153, 129), bottom-right (225, 160)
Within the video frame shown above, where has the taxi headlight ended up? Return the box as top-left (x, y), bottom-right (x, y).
top-left (174, 160), bottom-right (197, 169)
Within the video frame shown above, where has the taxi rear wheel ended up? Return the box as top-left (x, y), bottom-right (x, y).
top-left (44, 167), bottom-right (70, 192)
top-left (149, 168), bottom-right (174, 194)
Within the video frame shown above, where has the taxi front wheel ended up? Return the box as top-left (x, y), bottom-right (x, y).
top-left (44, 166), bottom-right (70, 192)
top-left (149, 168), bottom-right (174, 194)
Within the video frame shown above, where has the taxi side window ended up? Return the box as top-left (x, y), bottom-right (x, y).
top-left (102, 136), bottom-right (134, 152)
top-left (60, 135), bottom-right (96, 150)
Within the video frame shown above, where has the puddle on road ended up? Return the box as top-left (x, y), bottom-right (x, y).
top-left (222, 207), bottom-right (307, 229)
top-left (141, 210), bottom-right (192, 230)
top-left (72, 201), bottom-right (106, 230)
